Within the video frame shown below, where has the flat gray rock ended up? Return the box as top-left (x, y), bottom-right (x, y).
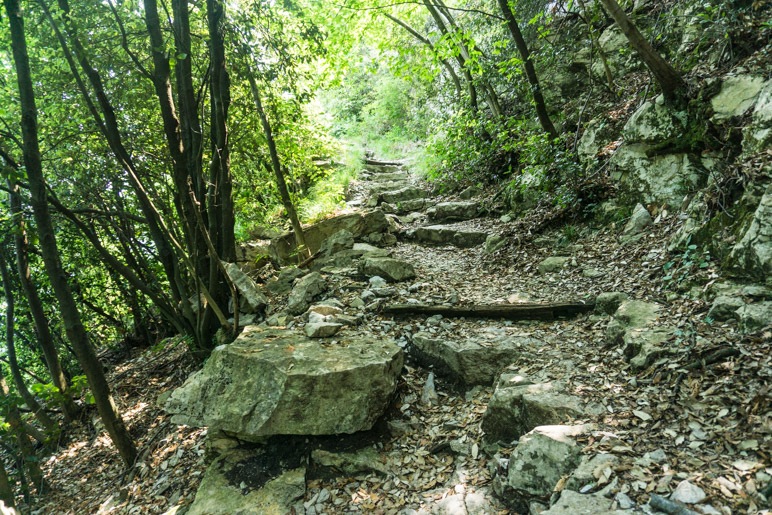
top-left (166, 327), bottom-right (403, 440)
top-left (411, 332), bottom-right (540, 385)
top-left (506, 425), bottom-right (590, 510)
top-left (482, 376), bottom-right (602, 443)
top-left (410, 225), bottom-right (488, 248)
top-left (360, 257), bottom-right (416, 282)
top-left (426, 201), bottom-right (480, 222)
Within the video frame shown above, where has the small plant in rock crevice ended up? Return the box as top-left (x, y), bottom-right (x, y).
top-left (662, 240), bottom-right (711, 290)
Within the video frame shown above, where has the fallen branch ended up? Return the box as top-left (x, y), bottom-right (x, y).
top-left (382, 301), bottom-right (595, 320)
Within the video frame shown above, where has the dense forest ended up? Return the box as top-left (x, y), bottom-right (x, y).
top-left (0, 0), bottom-right (769, 512)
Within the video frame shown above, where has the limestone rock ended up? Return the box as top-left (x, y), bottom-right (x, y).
top-left (565, 453), bottom-right (620, 492)
top-left (409, 225), bottom-right (488, 248)
top-left (188, 450), bottom-right (305, 515)
top-left (165, 327), bottom-right (403, 440)
top-left (605, 300), bottom-right (660, 345)
top-left (622, 203), bottom-right (652, 240)
top-left (426, 201), bottom-right (480, 222)
top-left (595, 292), bottom-right (629, 315)
top-left (222, 262), bottom-right (269, 314)
top-left (411, 332), bottom-right (540, 386)
top-left (360, 257), bottom-right (416, 282)
top-left (304, 322), bottom-right (343, 338)
top-left (320, 229), bottom-right (355, 257)
top-left (670, 480), bottom-right (706, 504)
top-left (736, 302), bottom-right (772, 332)
top-left (623, 97), bottom-right (688, 145)
top-left (270, 211), bottom-right (389, 265)
top-left (625, 327), bottom-right (674, 370)
top-left (542, 490), bottom-right (627, 515)
top-left (505, 425), bottom-right (588, 508)
top-left (610, 145), bottom-right (706, 208)
top-left (578, 118), bottom-right (618, 163)
top-left (711, 75), bottom-right (765, 121)
top-left (484, 234), bottom-right (507, 254)
top-left (743, 79), bottom-right (772, 154)
top-left (380, 186), bottom-right (428, 205)
top-left (287, 272), bottom-right (327, 315)
top-left (707, 295), bottom-right (744, 321)
top-left (482, 375), bottom-right (601, 443)
top-left (538, 256), bottom-right (570, 274)
top-left (266, 267), bottom-right (305, 295)
top-left (729, 183), bottom-right (771, 283)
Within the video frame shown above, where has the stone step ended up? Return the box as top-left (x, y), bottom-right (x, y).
top-left (380, 186), bottom-right (430, 205)
top-left (426, 201), bottom-right (480, 223)
top-left (407, 224), bottom-right (488, 248)
top-left (360, 171), bottom-right (408, 182)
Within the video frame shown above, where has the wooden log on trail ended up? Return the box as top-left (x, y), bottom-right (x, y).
top-left (364, 158), bottom-right (403, 167)
top-left (382, 301), bottom-right (595, 320)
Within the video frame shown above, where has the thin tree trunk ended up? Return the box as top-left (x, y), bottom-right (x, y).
top-left (245, 65), bottom-right (310, 261)
top-left (434, 0), bottom-right (502, 117)
top-left (0, 456), bottom-right (14, 510)
top-left (0, 251), bottom-right (57, 433)
top-left (497, 0), bottom-right (558, 139)
top-left (383, 13), bottom-right (462, 96)
top-left (8, 182), bottom-right (79, 421)
top-left (4, 0), bottom-right (138, 466)
top-left (597, 0), bottom-right (687, 105)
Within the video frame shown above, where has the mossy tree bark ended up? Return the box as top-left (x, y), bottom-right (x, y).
top-left (497, 0), bottom-right (558, 139)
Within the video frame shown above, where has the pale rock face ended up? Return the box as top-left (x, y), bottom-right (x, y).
top-left (743, 79), bottom-right (772, 154)
top-left (623, 97), bottom-right (688, 145)
top-left (711, 75), bottom-right (766, 121)
top-left (610, 145), bottom-right (706, 208)
top-left (730, 184), bottom-right (772, 283)
top-left (165, 326), bottom-right (403, 440)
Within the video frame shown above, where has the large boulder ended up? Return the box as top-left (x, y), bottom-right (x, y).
top-left (711, 75), bottom-right (766, 121)
top-left (166, 327), bottom-right (404, 440)
top-left (610, 145), bottom-right (706, 208)
top-left (287, 272), bottom-right (327, 315)
top-left (360, 257), bottom-right (416, 282)
top-left (623, 97), bottom-right (688, 145)
top-left (409, 225), bottom-right (488, 248)
top-left (270, 211), bottom-right (389, 265)
top-left (411, 332), bottom-right (540, 385)
top-left (482, 375), bottom-right (602, 444)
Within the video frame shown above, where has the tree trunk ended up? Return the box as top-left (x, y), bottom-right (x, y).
top-left (8, 182), bottom-right (80, 421)
top-left (0, 457), bottom-right (14, 510)
top-left (245, 65), bottom-right (310, 261)
top-left (497, 0), bottom-right (558, 139)
top-left (597, 0), bottom-right (687, 105)
top-left (4, 0), bottom-right (138, 466)
top-left (0, 251), bottom-right (58, 433)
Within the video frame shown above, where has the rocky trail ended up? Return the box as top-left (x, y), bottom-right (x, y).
top-left (38, 157), bottom-right (770, 515)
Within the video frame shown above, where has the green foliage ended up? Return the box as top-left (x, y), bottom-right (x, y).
top-left (662, 241), bottom-right (711, 290)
